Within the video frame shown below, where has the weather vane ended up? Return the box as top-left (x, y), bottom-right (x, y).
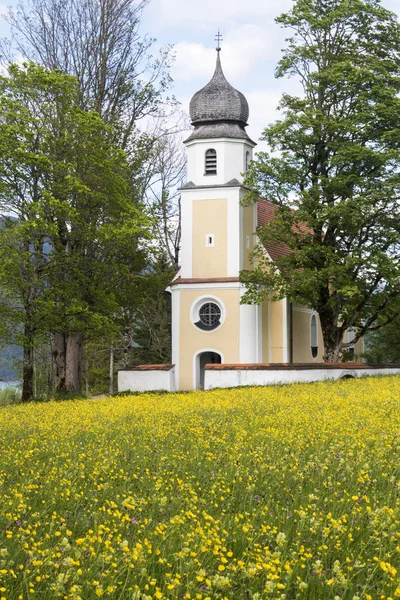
top-left (215, 30), bottom-right (223, 52)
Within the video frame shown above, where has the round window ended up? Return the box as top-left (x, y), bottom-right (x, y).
top-left (195, 302), bottom-right (221, 331)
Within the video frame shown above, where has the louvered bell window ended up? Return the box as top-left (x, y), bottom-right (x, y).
top-left (205, 149), bottom-right (217, 175)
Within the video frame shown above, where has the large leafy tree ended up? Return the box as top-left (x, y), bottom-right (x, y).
top-left (1, 0), bottom-right (179, 390)
top-left (242, 0), bottom-right (400, 361)
top-left (364, 309), bottom-right (400, 363)
top-left (0, 63), bottom-right (150, 400)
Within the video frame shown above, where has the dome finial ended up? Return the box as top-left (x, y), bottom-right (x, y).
top-left (214, 29), bottom-right (223, 53)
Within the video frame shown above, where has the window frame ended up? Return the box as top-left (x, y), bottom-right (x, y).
top-left (205, 148), bottom-right (217, 175)
top-left (190, 295), bottom-right (226, 333)
top-left (310, 313), bottom-right (318, 360)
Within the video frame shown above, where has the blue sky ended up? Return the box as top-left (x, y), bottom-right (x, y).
top-left (1, 0), bottom-right (400, 145)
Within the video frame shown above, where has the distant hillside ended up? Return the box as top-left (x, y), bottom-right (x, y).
top-left (0, 216), bottom-right (22, 381)
top-left (0, 345), bottom-right (22, 382)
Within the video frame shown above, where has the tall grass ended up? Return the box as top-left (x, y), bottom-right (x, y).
top-left (0, 385), bottom-right (21, 405)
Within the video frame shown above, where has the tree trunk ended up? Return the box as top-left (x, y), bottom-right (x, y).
top-left (65, 332), bottom-right (83, 392)
top-left (21, 327), bottom-right (34, 402)
top-left (53, 332), bottom-right (67, 391)
top-left (109, 345), bottom-right (114, 395)
top-left (85, 359), bottom-right (90, 396)
top-left (319, 312), bottom-right (343, 362)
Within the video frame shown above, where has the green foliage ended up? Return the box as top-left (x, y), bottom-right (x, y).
top-left (0, 386), bottom-right (21, 406)
top-left (52, 390), bottom-right (87, 402)
top-left (242, 0), bottom-right (400, 360)
top-left (131, 253), bottom-right (175, 366)
top-left (0, 62), bottom-right (153, 398)
top-left (364, 316), bottom-right (400, 363)
top-left (81, 253), bottom-right (174, 395)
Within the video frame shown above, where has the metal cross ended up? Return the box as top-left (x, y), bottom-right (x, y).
top-left (215, 30), bottom-right (223, 51)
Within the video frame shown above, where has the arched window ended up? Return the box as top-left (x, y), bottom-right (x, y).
top-left (205, 149), bottom-right (217, 175)
top-left (245, 150), bottom-right (250, 170)
top-left (310, 314), bottom-right (318, 359)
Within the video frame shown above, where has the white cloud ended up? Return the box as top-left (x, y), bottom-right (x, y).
top-left (172, 44), bottom-right (216, 82)
top-left (246, 89), bottom-right (284, 145)
top-left (146, 0), bottom-right (293, 30)
top-left (172, 23), bottom-right (285, 83)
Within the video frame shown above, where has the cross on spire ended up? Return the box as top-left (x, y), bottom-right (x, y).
top-left (215, 30), bottom-right (223, 52)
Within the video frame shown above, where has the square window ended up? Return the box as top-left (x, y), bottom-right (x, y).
top-left (206, 234), bottom-right (214, 247)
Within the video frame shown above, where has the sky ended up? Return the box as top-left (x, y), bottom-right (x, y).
top-left (1, 0), bottom-right (400, 146)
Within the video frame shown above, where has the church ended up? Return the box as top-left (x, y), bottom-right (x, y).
top-left (118, 47), bottom-right (366, 394)
top-left (165, 47), bottom-right (363, 391)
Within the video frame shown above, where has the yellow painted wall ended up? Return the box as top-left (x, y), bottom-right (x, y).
top-left (242, 205), bottom-right (254, 271)
top-left (354, 338), bottom-right (364, 356)
top-left (192, 199), bottom-right (227, 278)
top-left (292, 306), bottom-right (324, 363)
top-left (270, 300), bottom-right (284, 362)
top-left (178, 287), bottom-right (240, 390)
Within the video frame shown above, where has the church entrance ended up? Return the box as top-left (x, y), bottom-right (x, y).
top-left (196, 351), bottom-right (222, 389)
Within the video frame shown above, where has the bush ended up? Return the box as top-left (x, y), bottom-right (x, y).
top-left (0, 385), bottom-right (21, 405)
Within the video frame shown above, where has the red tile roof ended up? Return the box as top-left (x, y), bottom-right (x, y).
top-left (257, 199), bottom-right (293, 261)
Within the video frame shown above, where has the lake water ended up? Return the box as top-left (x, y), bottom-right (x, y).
top-left (0, 381), bottom-right (21, 390)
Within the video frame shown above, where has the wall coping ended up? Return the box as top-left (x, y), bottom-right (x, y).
top-left (205, 363), bottom-right (400, 371)
top-left (169, 277), bottom-right (240, 287)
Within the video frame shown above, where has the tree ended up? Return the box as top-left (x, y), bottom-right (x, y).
top-left (241, 0), bottom-right (400, 361)
top-left (0, 214), bottom-right (54, 401)
top-left (144, 129), bottom-right (186, 269)
top-left (1, 0), bottom-right (179, 394)
top-left (364, 312), bottom-right (400, 363)
top-left (2, 0), bottom-right (172, 142)
top-left (0, 62), bottom-right (150, 399)
top-left (132, 252), bottom-right (175, 364)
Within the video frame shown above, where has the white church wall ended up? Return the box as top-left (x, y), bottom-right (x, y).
top-left (186, 138), bottom-right (253, 187)
top-left (171, 287), bottom-right (180, 391)
top-left (180, 189), bottom-right (193, 278)
top-left (203, 366), bottom-right (400, 390)
top-left (118, 367), bottom-right (175, 393)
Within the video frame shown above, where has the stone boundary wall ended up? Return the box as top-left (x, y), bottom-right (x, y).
top-left (204, 363), bottom-right (400, 390)
top-left (118, 365), bottom-right (175, 393)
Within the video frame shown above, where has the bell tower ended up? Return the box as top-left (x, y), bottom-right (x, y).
top-left (169, 44), bottom-right (262, 390)
top-left (180, 46), bottom-right (256, 280)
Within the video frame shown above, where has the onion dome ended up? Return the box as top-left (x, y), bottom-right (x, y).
top-left (185, 50), bottom-right (255, 144)
top-left (190, 52), bottom-right (249, 125)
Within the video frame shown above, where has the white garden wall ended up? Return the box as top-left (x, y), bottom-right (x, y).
top-left (118, 365), bottom-right (175, 393)
top-left (204, 364), bottom-right (400, 390)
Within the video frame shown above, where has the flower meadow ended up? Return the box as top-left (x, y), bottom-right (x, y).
top-left (0, 378), bottom-right (400, 600)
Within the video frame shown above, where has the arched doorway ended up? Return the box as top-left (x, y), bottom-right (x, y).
top-left (195, 350), bottom-right (222, 389)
